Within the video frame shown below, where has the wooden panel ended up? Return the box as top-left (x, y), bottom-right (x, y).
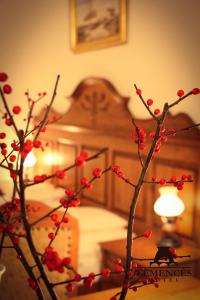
top-left (55, 139), bottom-right (78, 189)
top-left (81, 146), bottom-right (108, 206)
top-left (154, 160), bottom-right (197, 239)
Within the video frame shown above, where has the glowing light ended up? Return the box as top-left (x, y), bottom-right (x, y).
top-left (43, 153), bottom-right (63, 166)
top-left (154, 187), bottom-right (185, 217)
top-left (24, 152), bottom-right (37, 168)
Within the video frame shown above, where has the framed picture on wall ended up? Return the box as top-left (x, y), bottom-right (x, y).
top-left (69, 0), bottom-right (127, 53)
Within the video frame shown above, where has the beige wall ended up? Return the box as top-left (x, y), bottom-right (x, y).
top-left (0, 0), bottom-right (200, 130)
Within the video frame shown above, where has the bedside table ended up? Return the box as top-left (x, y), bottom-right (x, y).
top-left (99, 233), bottom-right (200, 290)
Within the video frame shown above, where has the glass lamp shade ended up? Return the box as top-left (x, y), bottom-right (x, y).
top-left (154, 186), bottom-right (185, 217)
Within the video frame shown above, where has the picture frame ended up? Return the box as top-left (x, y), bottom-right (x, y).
top-left (69, 0), bottom-right (127, 53)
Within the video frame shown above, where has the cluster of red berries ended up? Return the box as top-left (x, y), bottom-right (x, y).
top-left (43, 246), bottom-right (71, 273)
top-left (177, 88), bottom-right (200, 97)
top-left (152, 174), bottom-right (192, 190)
top-left (131, 126), bottom-right (146, 150)
top-left (92, 167), bottom-right (102, 178)
top-left (59, 188), bottom-right (80, 208)
top-left (33, 174), bottom-right (47, 183)
top-left (55, 170), bottom-right (65, 179)
top-left (135, 88), bottom-right (161, 116)
top-left (0, 72), bottom-right (12, 94)
top-left (50, 213), bottom-right (68, 228)
top-left (80, 177), bottom-right (93, 189)
top-left (75, 151), bottom-right (88, 167)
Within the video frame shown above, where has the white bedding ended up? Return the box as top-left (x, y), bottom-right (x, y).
top-left (0, 181), bottom-right (128, 277)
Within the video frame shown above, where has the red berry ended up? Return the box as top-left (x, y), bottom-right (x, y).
top-left (115, 265), bottom-right (124, 272)
top-left (154, 108), bottom-right (160, 115)
top-left (133, 287), bottom-right (137, 292)
top-left (48, 232), bottom-right (54, 239)
top-left (33, 140), bottom-right (42, 148)
top-left (131, 262), bottom-right (138, 269)
top-left (9, 155), bottom-right (16, 162)
top-left (12, 106), bottom-right (21, 114)
top-left (192, 88), bottom-right (200, 95)
top-left (114, 258), bottom-right (122, 264)
top-left (102, 268), bottom-right (111, 278)
top-left (177, 89), bottom-right (184, 97)
top-left (143, 278), bottom-right (148, 284)
top-left (152, 176), bottom-right (157, 182)
top-left (170, 176), bottom-right (177, 182)
top-left (66, 283), bottom-right (74, 292)
top-left (0, 132), bottom-right (6, 139)
top-left (92, 167), bottom-right (102, 178)
top-left (136, 89), bottom-right (142, 95)
top-left (150, 131), bottom-right (156, 138)
top-left (3, 84), bottom-right (12, 94)
top-left (0, 73), bottom-right (8, 81)
top-left (161, 135), bottom-right (167, 142)
top-left (62, 257), bottom-right (71, 266)
top-left (143, 229), bottom-right (152, 238)
top-left (147, 99), bottom-right (153, 106)
top-left (154, 283), bottom-right (159, 288)
top-left (159, 178), bottom-right (166, 185)
top-left (63, 216), bottom-right (68, 223)
top-left (5, 118), bottom-right (12, 126)
top-left (55, 170), bottom-right (65, 179)
top-left (50, 214), bottom-right (58, 222)
top-left (74, 274), bottom-right (82, 282)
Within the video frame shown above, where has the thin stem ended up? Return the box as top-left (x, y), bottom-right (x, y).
top-left (0, 87), bottom-right (20, 139)
top-left (119, 103), bottom-right (169, 300)
top-left (134, 84), bottom-right (158, 121)
top-left (30, 166), bottom-right (111, 227)
top-left (132, 118), bottom-right (144, 168)
top-left (33, 75), bottom-right (60, 142)
top-left (166, 123), bottom-right (200, 136)
top-left (168, 91), bottom-right (192, 108)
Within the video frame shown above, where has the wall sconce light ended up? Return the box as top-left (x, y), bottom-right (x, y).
top-left (154, 186), bottom-right (185, 247)
top-left (24, 151), bottom-right (37, 179)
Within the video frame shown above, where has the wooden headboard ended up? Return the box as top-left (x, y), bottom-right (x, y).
top-left (35, 77), bottom-right (200, 245)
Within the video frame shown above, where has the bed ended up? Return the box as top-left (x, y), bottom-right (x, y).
top-left (1, 77), bottom-right (200, 299)
top-left (35, 77), bottom-right (200, 244)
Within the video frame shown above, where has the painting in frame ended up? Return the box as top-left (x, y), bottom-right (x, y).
top-left (70, 0), bottom-right (127, 53)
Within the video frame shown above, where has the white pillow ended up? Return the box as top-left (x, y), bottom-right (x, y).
top-left (69, 206), bottom-right (127, 233)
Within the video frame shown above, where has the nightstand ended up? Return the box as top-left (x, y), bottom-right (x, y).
top-left (99, 233), bottom-right (200, 290)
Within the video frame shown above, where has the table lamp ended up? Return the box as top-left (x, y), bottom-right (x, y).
top-left (154, 186), bottom-right (185, 247)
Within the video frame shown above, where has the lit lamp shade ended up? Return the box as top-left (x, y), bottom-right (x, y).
top-left (154, 186), bottom-right (185, 217)
top-left (153, 186), bottom-right (185, 247)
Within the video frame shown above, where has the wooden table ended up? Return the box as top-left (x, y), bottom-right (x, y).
top-left (71, 277), bottom-right (200, 300)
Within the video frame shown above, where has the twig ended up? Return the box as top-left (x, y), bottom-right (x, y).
top-left (168, 91), bottom-right (193, 108)
top-left (33, 75), bottom-right (60, 142)
top-left (132, 118), bottom-right (144, 168)
top-left (134, 84), bottom-right (158, 121)
top-left (0, 87), bottom-right (20, 139)
top-left (25, 147), bottom-right (108, 188)
top-left (30, 166), bottom-right (111, 227)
